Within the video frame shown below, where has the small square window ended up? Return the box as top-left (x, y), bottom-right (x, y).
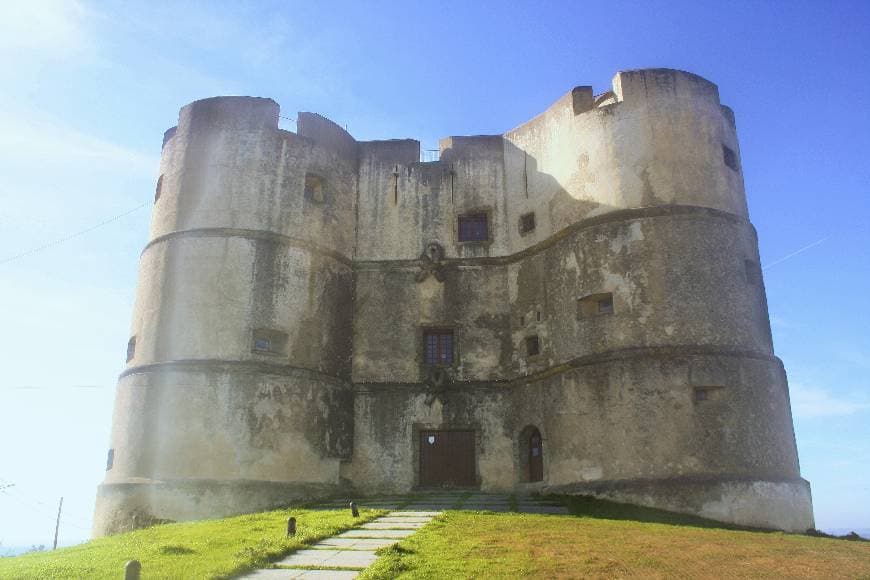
top-left (578, 293), bottom-right (614, 318)
top-left (723, 145), bottom-right (739, 171)
top-left (304, 173), bottom-right (325, 203)
top-left (252, 329), bottom-right (288, 355)
top-left (694, 386), bottom-right (724, 403)
top-left (458, 213), bottom-right (488, 242)
top-left (424, 329), bottom-right (454, 366)
top-left (126, 336), bottom-right (136, 362)
top-left (519, 212), bottom-right (536, 235)
top-left (525, 335), bottom-right (541, 357)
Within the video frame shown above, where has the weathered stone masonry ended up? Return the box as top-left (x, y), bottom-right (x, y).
top-left (94, 69), bottom-right (814, 536)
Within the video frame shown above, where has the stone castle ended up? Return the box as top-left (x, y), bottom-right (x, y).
top-left (94, 69), bottom-right (814, 535)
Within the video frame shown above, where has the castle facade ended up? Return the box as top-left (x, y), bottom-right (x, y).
top-left (94, 69), bottom-right (814, 535)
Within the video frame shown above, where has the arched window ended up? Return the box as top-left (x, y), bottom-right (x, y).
top-left (519, 425), bottom-right (544, 483)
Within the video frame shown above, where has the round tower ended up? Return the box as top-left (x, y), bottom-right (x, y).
top-left (505, 69), bottom-right (813, 531)
top-left (93, 97), bottom-right (357, 536)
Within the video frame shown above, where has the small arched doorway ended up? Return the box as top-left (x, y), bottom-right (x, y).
top-left (519, 425), bottom-right (544, 483)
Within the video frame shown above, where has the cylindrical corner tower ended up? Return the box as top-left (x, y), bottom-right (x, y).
top-left (505, 69), bottom-right (813, 532)
top-left (93, 97), bottom-right (357, 536)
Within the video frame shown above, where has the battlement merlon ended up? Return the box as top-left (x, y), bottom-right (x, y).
top-left (161, 68), bottom-right (735, 155)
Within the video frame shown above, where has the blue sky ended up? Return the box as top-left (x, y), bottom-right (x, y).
top-left (0, 0), bottom-right (868, 548)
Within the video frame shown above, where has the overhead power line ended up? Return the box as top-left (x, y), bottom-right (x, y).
top-left (0, 202), bottom-right (148, 266)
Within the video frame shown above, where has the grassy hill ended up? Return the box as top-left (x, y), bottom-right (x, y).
top-left (1, 497), bottom-right (867, 579)
top-left (0, 507), bottom-right (386, 579)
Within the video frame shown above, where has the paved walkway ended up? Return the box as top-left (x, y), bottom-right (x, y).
top-left (241, 494), bottom-right (567, 578)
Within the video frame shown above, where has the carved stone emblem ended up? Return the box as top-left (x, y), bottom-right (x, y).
top-left (415, 242), bottom-right (446, 283)
top-left (423, 366), bottom-right (451, 405)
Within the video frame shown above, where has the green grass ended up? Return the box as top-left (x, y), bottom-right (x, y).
top-left (361, 499), bottom-right (870, 579)
top-left (0, 507), bottom-right (385, 579)
top-left (4, 496), bottom-right (868, 579)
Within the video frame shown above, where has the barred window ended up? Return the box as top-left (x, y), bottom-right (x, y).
top-left (424, 329), bottom-right (454, 366)
top-left (458, 213), bottom-right (488, 242)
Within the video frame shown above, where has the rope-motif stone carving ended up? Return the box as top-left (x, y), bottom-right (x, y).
top-left (415, 242), bottom-right (446, 283)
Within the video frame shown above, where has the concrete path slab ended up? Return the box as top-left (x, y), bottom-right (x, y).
top-left (338, 528), bottom-right (416, 538)
top-left (389, 511), bottom-right (441, 516)
top-left (242, 568), bottom-right (359, 579)
top-left (314, 537), bottom-right (399, 550)
top-left (361, 521), bottom-right (427, 529)
top-left (277, 548), bottom-right (378, 569)
top-left (377, 516), bottom-right (433, 523)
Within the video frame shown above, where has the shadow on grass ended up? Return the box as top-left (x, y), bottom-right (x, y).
top-left (558, 494), bottom-right (869, 541)
top-left (557, 495), bottom-right (775, 533)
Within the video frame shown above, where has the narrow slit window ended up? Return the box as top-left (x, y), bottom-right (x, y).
top-left (723, 145), bottom-right (739, 171)
top-left (154, 174), bottom-right (164, 202)
top-left (424, 329), bottom-right (454, 366)
top-left (519, 212), bottom-right (536, 235)
top-left (458, 213), bottom-right (488, 242)
top-left (126, 336), bottom-right (136, 362)
top-left (744, 259), bottom-right (760, 285)
top-left (525, 335), bottom-right (541, 357)
top-left (106, 448), bottom-right (115, 471)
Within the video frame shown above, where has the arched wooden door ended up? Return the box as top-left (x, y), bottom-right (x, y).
top-left (528, 428), bottom-right (543, 482)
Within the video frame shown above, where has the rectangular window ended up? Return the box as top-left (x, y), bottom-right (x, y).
top-left (252, 329), bottom-right (288, 355)
top-left (693, 386), bottom-right (724, 403)
top-left (519, 212), bottom-right (536, 235)
top-left (106, 448), bottom-right (114, 471)
top-left (304, 173), bottom-right (324, 203)
top-left (424, 329), bottom-right (454, 366)
top-left (578, 292), bottom-right (614, 318)
top-left (458, 213), bottom-right (488, 242)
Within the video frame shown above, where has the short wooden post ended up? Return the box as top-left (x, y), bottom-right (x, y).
top-left (124, 559), bottom-right (141, 580)
top-left (350, 501), bottom-right (359, 518)
top-left (287, 516), bottom-right (296, 537)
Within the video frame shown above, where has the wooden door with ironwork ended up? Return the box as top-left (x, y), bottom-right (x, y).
top-left (419, 430), bottom-right (476, 487)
